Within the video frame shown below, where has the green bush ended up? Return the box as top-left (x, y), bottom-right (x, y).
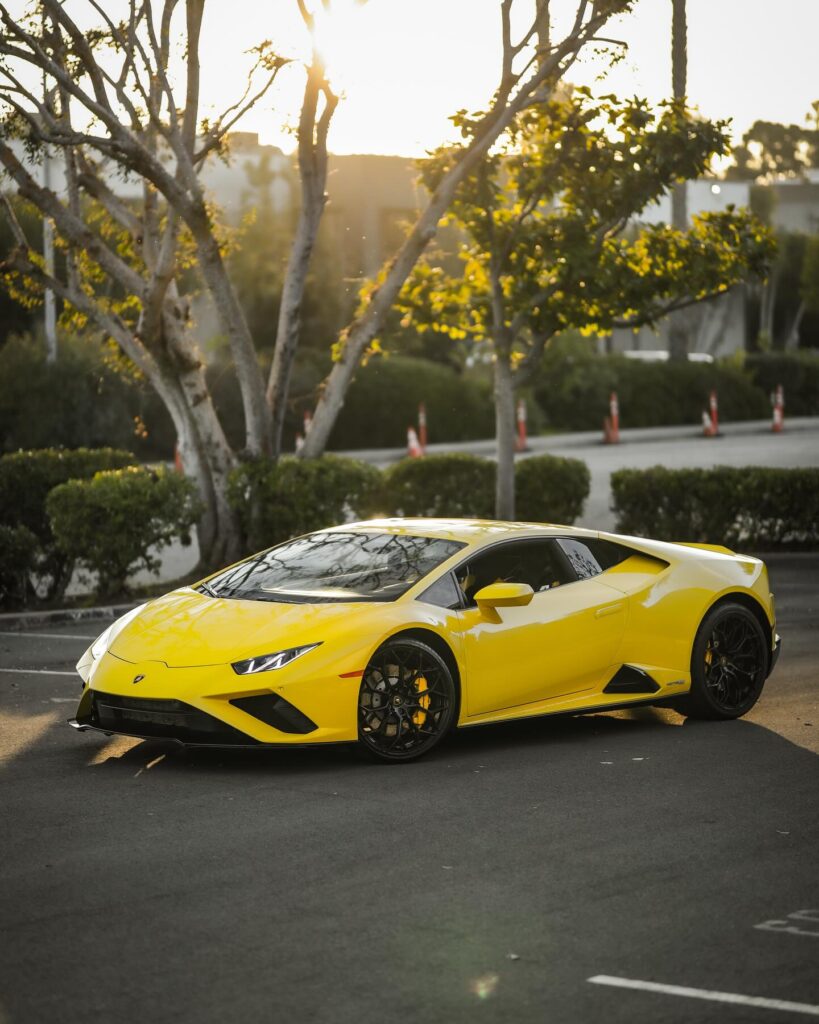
top-left (228, 455), bottom-right (382, 550)
top-left (328, 356), bottom-right (497, 449)
top-left (0, 447), bottom-right (135, 599)
top-left (0, 332), bottom-right (172, 458)
top-left (0, 525), bottom-right (38, 608)
top-left (533, 339), bottom-right (769, 430)
top-left (516, 454), bottom-right (590, 524)
top-left (381, 454), bottom-right (496, 519)
top-left (611, 466), bottom-right (819, 549)
top-left (46, 467), bottom-right (201, 598)
top-left (745, 351), bottom-right (819, 416)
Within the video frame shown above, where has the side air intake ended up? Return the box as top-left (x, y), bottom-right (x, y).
top-left (603, 665), bottom-right (661, 695)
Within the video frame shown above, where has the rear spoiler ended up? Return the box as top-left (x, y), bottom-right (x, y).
top-left (675, 542), bottom-right (736, 556)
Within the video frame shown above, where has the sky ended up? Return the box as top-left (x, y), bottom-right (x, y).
top-left (188, 0), bottom-right (819, 156)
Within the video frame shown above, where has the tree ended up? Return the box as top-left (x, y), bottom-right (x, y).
top-left (1, 0), bottom-right (635, 561)
top-left (297, 0), bottom-right (639, 458)
top-left (0, 0), bottom-right (292, 564)
top-left (397, 92), bottom-right (775, 518)
top-left (667, 0), bottom-right (689, 361)
top-left (727, 108), bottom-right (819, 182)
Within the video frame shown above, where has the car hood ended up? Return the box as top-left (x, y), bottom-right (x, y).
top-left (108, 588), bottom-right (375, 667)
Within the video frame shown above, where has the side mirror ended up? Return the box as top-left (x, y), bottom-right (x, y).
top-left (474, 582), bottom-right (534, 610)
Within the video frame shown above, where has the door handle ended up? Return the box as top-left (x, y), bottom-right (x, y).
top-left (595, 602), bottom-right (624, 619)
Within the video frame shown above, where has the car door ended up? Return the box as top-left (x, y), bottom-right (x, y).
top-left (454, 538), bottom-right (626, 717)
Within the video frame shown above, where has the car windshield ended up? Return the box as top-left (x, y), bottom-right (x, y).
top-left (203, 531), bottom-right (465, 604)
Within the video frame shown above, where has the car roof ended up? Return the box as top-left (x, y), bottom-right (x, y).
top-left (327, 518), bottom-right (598, 545)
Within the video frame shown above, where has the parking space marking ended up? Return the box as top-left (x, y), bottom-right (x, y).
top-left (588, 976), bottom-right (819, 1017)
top-left (756, 910), bottom-right (819, 939)
top-left (0, 668), bottom-right (77, 677)
top-left (0, 631), bottom-right (95, 641)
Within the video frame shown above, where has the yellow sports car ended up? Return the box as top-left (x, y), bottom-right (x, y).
top-left (70, 519), bottom-right (780, 763)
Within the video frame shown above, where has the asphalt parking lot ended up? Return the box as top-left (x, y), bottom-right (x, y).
top-left (1, 554), bottom-right (817, 1024)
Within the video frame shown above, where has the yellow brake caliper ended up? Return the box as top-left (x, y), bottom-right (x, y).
top-left (414, 675), bottom-right (430, 726)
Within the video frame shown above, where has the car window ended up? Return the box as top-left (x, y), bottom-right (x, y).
top-left (205, 531), bottom-right (465, 604)
top-left (455, 540), bottom-right (573, 606)
top-left (418, 572), bottom-right (463, 610)
top-left (557, 538), bottom-right (630, 579)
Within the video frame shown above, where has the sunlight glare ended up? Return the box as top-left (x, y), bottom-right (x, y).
top-left (310, 0), bottom-right (369, 93)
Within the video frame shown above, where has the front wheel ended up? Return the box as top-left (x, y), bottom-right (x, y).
top-left (357, 638), bottom-right (456, 763)
top-left (679, 602), bottom-right (768, 721)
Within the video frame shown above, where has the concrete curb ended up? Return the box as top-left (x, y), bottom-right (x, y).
top-left (0, 602), bottom-right (139, 631)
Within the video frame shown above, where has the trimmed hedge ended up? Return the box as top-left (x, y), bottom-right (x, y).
top-left (228, 455), bottom-right (382, 550)
top-left (516, 454), bottom-right (590, 524)
top-left (533, 341), bottom-right (769, 431)
top-left (611, 466), bottom-right (819, 549)
top-left (328, 356), bottom-right (498, 450)
top-left (745, 351), bottom-right (819, 416)
top-left (381, 454), bottom-right (496, 519)
top-left (380, 452), bottom-right (589, 523)
top-left (47, 467), bottom-right (201, 598)
top-left (0, 447), bottom-right (135, 599)
top-left (0, 524), bottom-right (38, 607)
top-left (0, 332), bottom-right (171, 458)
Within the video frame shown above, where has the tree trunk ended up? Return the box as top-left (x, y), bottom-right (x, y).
top-left (267, 59), bottom-right (335, 456)
top-left (784, 299), bottom-right (806, 351)
top-left (189, 213), bottom-right (272, 457)
top-left (267, 210), bottom-right (322, 454)
top-left (668, 0), bottom-right (689, 362)
top-left (494, 355), bottom-right (517, 521)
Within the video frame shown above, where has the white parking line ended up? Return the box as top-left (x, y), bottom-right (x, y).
top-left (0, 631), bottom-right (95, 641)
top-left (0, 668), bottom-right (77, 677)
top-left (588, 976), bottom-right (819, 1017)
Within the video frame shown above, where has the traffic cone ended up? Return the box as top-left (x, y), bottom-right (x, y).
top-left (418, 402), bottom-right (427, 454)
top-left (709, 389), bottom-right (719, 435)
top-left (772, 385), bottom-right (784, 433)
top-left (603, 391), bottom-right (620, 444)
top-left (173, 444), bottom-right (184, 473)
top-left (515, 398), bottom-right (528, 452)
top-left (407, 426), bottom-right (422, 458)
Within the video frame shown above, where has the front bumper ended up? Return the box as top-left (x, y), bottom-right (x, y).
top-left (71, 649), bottom-right (362, 746)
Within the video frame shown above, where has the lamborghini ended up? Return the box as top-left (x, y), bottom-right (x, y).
top-left (70, 519), bottom-right (781, 762)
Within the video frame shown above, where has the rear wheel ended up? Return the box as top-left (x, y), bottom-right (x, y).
top-left (357, 638), bottom-right (456, 762)
top-left (679, 602), bottom-right (768, 720)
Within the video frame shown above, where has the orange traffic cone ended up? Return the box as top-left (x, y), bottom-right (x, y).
top-left (603, 391), bottom-right (620, 444)
top-left (703, 390), bottom-right (719, 437)
top-left (407, 426), bottom-right (423, 458)
top-left (515, 399), bottom-right (528, 452)
top-left (772, 385), bottom-right (784, 433)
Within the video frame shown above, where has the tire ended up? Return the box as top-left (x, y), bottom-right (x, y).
top-left (678, 602), bottom-right (768, 721)
top-left (357, 638), bottom-right (457, 763)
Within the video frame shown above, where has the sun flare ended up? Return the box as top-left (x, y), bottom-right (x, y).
top-left (309, 0), bottom-right (369, 92)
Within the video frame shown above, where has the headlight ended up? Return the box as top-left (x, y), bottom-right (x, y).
top-left (89, 604), bottom-right (147, 660)
top-left (90, 625), bottom-right (114, 660)
top-left (231, 643), bottom-right (321, 676)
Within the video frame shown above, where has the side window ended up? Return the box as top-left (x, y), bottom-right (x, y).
top-left (455, 541), bottom-right (572, 606)
top-left (557, 538), bottom-right (630, 580)
top-left (418, 572), bottom-right (463, 610)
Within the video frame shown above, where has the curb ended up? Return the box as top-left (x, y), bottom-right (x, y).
top-left (0, 602), bottom-right (139, 631)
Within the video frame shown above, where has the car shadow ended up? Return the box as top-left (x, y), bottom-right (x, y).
top-left (53, 700), bottom-right (817, 780)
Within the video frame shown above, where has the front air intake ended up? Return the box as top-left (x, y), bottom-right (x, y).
top-left (230, 694), bottom-right (318, 734)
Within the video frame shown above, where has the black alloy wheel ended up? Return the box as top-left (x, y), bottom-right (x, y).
top-left (357, 638), bottom-right (457, 762)
top-left (681, 602), bottom-right (768, 720)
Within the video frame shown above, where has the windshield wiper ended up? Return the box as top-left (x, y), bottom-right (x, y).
top-left (199, 581), bottom-right (220, 599)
